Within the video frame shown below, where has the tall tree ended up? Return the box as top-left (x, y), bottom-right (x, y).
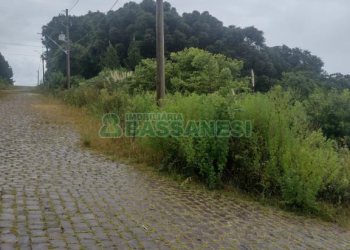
top-left (101, 42), bottom-right (120, 69)
top-left (42, 0), bottom-right (326, 91)
top-left (125, 40), bottom-right (142, 70)
top-left (0, 52), bottom-right (13, 85)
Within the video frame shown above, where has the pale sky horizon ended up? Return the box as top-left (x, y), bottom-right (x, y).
top-left (0, 0), bottom-right (349, 86)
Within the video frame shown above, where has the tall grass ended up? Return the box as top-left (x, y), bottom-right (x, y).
top-left (50, 70), bottom-right (350, 215)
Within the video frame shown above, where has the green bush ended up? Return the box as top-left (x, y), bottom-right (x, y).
top-left (91, 69), bottom-right (133, 92)
top-left (231, 87), bottom-right (343, 209)
top-left (278, 71), bottom-right (320, 98)
top-left (169, 48), bottom-right (245, 93)
top-left (144, 93), bottom-right (231, 188)
top-left (0, 78), bottom-right (10, 89)
top-left (304, 88), bottom-right (350, 148)
top-left (129, 59), bottom-right (157, 92)
top-left (47, 72), bottom-right (66, 89)
top-left (128, 92), bottom-right (157, 114)
top-left (280, 131), bottom-right (340, 209)
top-left (319, 148), bottom-right (350, 204)
top-left (89, 89), bottom-right (131, 118)
top-left (71, 75), bottom-right (86, 87)
top-left (62, 85), bottom-right (99, 108)
top-left (129, 48), bottom-right (248, 94)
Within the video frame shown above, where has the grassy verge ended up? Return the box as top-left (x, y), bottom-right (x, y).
top-left (0, 88), bottom-right (7, 98)
top-left (32, 95), bottom-right (159, 166)
top-left (33, 94), bottom-right (350, 228)
top-left (0, 82), bottom-right (11, 90)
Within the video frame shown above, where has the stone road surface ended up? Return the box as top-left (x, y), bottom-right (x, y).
top-left (0, 89), bottom-right (349, 250)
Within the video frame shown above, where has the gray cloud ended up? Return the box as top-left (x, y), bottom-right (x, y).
top-left (0, 0), bottom-right (349, 86)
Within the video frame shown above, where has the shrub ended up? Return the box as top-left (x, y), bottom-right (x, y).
top-left (92, 69), bottom-right (133, 92)
top-left (90, 89), bottom-right (131, 118)
top-left (230, 87), bottom-right (343, 209)
top-left (169, 48), bottom-right (245, 93)
top-left (62, 85), bottom-right (99, 108)
top-left (144, 93), bottom-right (231, 189)
top-left (280, 131), bottom-right (340, 209)
top-left (278, 71), bottom-right (320, 98)
top-left (319, 148), bottom-right (350, 204)
top-left (71, 75), bottom-right (85, 87)
top-left (129, 59), bottom-right (157, 92)
top-left (47, 72), bottom-right (66, 89)
top-left (304, 88), bottom-right (350, 148)
top-left (0, 78), bottom-right (10, 89)
top-left (129, 48), bottom-right (248, 94)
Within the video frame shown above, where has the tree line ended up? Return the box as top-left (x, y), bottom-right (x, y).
top-left (41, 0), bottom-right (350, 92)
top-left (0, 52), bottom-right (13, 85)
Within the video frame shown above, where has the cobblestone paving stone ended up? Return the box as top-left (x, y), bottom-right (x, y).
top-left (0, 90), bottom-right (350, 250)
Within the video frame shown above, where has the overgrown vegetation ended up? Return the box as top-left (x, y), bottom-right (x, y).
top-left (43, 48), bottom-right (350, 217)
top-left (41, 0), bottom-right (350, 220)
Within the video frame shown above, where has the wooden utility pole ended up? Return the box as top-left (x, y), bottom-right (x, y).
top-left (37, 69), bottom-right (40, 86)
top-left (66, 9), bottom-right (71, 89)
top-left (156, 0), bottom-right (165, 105)
top-left (41, 55), bottom-right (45, 86)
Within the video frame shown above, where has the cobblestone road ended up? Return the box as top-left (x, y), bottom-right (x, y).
top-left (0, 89), bottom-right (349, 250)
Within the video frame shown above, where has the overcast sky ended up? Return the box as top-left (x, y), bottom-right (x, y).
top-left (0, 0), bottom-right (349, 86)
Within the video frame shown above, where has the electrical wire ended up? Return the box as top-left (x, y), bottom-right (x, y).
top-left (2, 53), bottom-right (40, 57)
top-left (0, 42), bottom-right (41, 48)
top-left (71, 0), bottom-right (122, 44)
top-left (69, 0), bottom-right (80, 12)
top-left (109, 0), bottom-right (120, 12)
top-left (43, 0), bottom-right (122, 57)
top-left (73, 33), bottom-right (90, 44)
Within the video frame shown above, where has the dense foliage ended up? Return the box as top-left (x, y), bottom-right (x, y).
top-left (305, 89), bottom-right (350, 147)
top-left (231, 89), bottom-right (346, 208)
top-left (0, 52), bottom-right (13, 86)
top-left (129, 48), bottom-right (248, 93)
top-left (43, 1), bottom-right (350, 215)
top-left (42, 0), bottom-right (331, 91)
top-left (54, 67), bottom-right (350, 211)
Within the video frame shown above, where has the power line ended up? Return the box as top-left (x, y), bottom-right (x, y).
top-left (109, 0), bottom-right (120, 12)
top-left (43, 0), bottom-right (122, 59)
top-left (74, 33), bottom-right (90, 44)
top-left (3, 53), bottom-right (40, 57)
top-left (71, 0), bottom-right (122, 44)
top-left (69, 0), bottom-right (80, 12)
top-left (0, 41), bottom-right (41, 48)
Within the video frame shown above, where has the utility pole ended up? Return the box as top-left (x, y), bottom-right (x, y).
top-left (66, 9), bottom-right (71, 89)
top-left (46, 47), bottom-right (49, 89)
top-left (37, 69), bottom-right (40, 86)
top-left (156, 0), bottom-right (165, 106)
top-left (41, 54), bottom-right (45, 86)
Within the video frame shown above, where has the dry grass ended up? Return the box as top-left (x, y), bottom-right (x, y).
top-left (0, 89), bottom-right (9, 98)
top-left (32, 95), bottom-right (162, 169)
